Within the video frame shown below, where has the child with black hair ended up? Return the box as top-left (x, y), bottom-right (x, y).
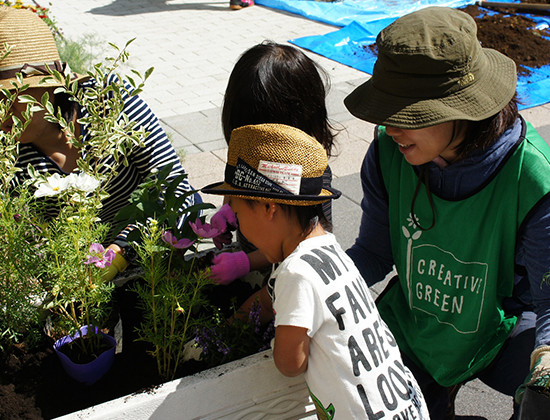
top-left (210, 41), bottom-right (336, 291)
top-left (202, 123), bottom-right (429, 419)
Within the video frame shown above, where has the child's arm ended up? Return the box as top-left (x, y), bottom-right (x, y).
top-left (273, 325), bottom-right (310, 377)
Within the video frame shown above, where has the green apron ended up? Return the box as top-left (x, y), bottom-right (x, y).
top-left (376, 121), bottom-right (550, 386)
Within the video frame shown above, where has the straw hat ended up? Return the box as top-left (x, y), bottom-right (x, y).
top-left (344, 7), bottom-right (517, 129)
top-left (0, 7), bottom-right (87, 90)
top-left (202, 123), bottom-right (341, 206)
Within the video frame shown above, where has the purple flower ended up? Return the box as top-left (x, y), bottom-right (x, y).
top-left (189, 219), bottom-right (223, 239)
top-left (89, 243), bottom-right (105, 254)
top-left (162, 230), bottom-right (195, 249)
top-left (208, 205), bottom-right (238, 249)
top-left (249, 301), bottom-right (262, 334)
top-left (84, 243), bottom-right (116, 269)
top-left (104, 249), bottom-right (116, 264)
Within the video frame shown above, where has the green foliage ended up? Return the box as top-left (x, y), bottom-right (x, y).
top-left (0, 40), bottom-right (155, 354)
top-left (0, 190), bottom-right (46, 351)
top-left (132, 220), bottom-right (214, 380)
top-left (194, 299), bottom-right (275, 368)
top-left (114, 163), bottom-right (216, 380)
top-left (113, 163), bottom-right (214, 244)
top-left (40, 192), bottom-right (114, 345)
top-left (0, 58), bottom-right (45, 350)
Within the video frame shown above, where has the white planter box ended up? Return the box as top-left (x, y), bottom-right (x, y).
top-left (54, 350), bottom-right (316, 420)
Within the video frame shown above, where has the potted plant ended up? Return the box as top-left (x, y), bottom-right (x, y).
top-left (112, 164), bottom-right (275, 381)
top-left (0, 38), bottom-right (152, 384)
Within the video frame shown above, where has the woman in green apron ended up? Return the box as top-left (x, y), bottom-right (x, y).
top-left (344, 6), bottom-right (550, 419)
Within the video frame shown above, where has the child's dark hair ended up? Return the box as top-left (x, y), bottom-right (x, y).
top-left (222, 41), bottom-right (335, 156)
top-left (244, 199), bottom-right (331, 236)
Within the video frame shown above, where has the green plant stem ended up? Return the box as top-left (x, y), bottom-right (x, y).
top-left (172, 244), bottom-right (201, 377)
top-left (163, 249), bottom-right (175, 377)
top-left (150, 248), bottom-right (162, 376)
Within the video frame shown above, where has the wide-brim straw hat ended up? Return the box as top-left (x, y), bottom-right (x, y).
top-left (0, 8), bottom-right (88, 90)
top-left (344, 6), bottom-right (517, 129)
top-left (202, 123), bottom-right (341, 206)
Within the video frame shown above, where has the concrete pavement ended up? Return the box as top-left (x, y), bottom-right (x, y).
top-left (46, 1), bottom-right (550, 418)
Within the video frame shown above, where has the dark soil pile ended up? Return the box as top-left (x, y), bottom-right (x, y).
top-left (366, 5), bottom-right (550, 76)
top-left (461, 4), bottom-right (550, 75)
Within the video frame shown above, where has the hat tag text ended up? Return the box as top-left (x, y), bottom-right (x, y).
top-left (258, 160), bottom-right (302, 195)
top-left (231, 158), bottom-right (292, 195)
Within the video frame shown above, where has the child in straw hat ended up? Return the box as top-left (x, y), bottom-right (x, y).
top-left (0, 7), bottom-right (201, 281)
top-left (210, 41), bottom-right (336, 287)
top-left (202, 123), bottom-right (429, 419)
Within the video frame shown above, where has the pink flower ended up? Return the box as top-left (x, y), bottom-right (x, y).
top-left (162, 231), bottom-right (195, 249)
top-left (84, 243), bottom-right (116, 269)
top-left (189, 219), bottom-right (223, 239)
top-left (209, 205), bottom-right (238, 249)
top-left (89, 243), bottom-right (105, 254)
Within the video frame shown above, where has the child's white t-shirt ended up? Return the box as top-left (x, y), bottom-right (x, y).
top-left (270, 233), bottom-right (429, 419)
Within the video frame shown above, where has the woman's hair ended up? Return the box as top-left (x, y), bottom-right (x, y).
top-left (222, 41), bottom-right (335, 156)
top-left (455, 94), bottom-right (520, 160)
top-left (53, 91), bottom-right (78, 125)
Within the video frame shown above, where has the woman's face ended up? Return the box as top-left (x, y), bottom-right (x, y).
top-left (1, 87), bottom-right (55, 144)
top-left (385, 121), bottom-right (465, 166)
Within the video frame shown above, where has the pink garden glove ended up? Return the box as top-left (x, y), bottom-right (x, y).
top-left (210, 251), bottom-right (250, 285)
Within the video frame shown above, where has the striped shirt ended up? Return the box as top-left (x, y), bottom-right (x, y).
top-left (11, 74), bottom-right (199, 242)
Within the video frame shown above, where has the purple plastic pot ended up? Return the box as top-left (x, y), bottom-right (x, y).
top-left (53, 325), bottom-right (116, 386)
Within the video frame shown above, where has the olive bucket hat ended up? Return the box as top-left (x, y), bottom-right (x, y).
top-left (344, 6), bottom-right (517, 129)
top-left (202, 123), bottom-right (341, 206)
top-left (0, 8), bottom-right (88, 90)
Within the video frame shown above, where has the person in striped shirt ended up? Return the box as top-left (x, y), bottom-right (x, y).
top-left (1, 8), bottom-right (200, 280)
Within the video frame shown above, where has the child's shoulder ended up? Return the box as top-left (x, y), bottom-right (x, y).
top-left (282, 233), bottom-right (353, 274)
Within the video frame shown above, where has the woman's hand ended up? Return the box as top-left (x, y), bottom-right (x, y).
top-left (100, 244), bottom-right (129, 282)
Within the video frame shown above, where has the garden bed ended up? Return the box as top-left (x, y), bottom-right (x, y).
top-left (55, 350), bottom-right (315, 420)
top-left (0, 274), bottom-right (263, 420)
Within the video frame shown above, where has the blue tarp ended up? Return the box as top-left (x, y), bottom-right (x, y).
top-left (256, 0), bottom-right (476, 28)
top-left (256, 0), bottom-right (550, 110)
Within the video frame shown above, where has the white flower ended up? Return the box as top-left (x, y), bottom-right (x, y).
top-left (34, 173), bottom-right (70, 198)
top-left (69, 173), bottom-right (101, 193)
